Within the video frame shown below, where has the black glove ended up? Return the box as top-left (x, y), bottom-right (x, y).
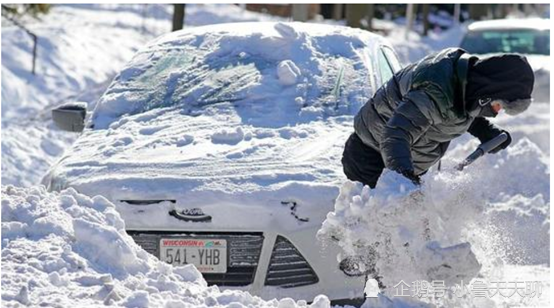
top-left (468, 118), bottom-right (512, 154)
top-left (489, 130), bottom-right (512, 154)
top-left (396, 168), bottom-right (421, 186)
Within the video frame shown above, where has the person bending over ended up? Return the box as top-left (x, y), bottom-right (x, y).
top-left (342, 48), bottom-right (534, 187)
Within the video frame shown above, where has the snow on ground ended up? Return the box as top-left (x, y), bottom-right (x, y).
top-left (2, 4), bottom-right (160, 187)
top-left (381, 19), bottom-right (469, 65)
top-left (1, 185), bottom-right (336, 308)
top-left (2, 4), bottom-right (550, 307)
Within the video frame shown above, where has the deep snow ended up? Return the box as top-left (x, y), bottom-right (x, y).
top-left (1, 3), bottom-right (550, 308)
top-left (318, 103), bottom-right (550, 306)
top-left (35, 22), bottom-right (394, 303)
top-left (1, 185), bottom-right (335, 307)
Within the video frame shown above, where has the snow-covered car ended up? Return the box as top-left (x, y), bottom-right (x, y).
top-left (460, 18), bottom-right (550, 102)
top-left (43, 22), bottom-right (401, 303)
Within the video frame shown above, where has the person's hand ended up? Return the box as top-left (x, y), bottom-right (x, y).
top-left (489, 130), bottom-right (512, 154)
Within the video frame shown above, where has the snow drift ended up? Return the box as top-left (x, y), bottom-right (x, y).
top-left (1, 185), bottom-right (336, 307)
top-left (318, 104), bottom-right (550, 307)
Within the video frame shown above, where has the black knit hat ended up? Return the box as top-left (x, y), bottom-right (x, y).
top-left (466, 54), bottom-right (535, 105)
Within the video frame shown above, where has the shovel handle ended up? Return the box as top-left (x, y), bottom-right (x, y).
top-left (456, 133), bottom-right (509, 171)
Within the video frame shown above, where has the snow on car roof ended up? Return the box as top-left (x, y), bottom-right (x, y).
top-left (150, 21), bottom-right (386, 47)
top-left (467, 18), bottom-right (550, 32)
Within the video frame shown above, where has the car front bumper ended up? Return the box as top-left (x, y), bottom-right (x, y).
top-left (128, 224), bottom-right (366, 302)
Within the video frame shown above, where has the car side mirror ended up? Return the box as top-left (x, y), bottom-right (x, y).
top-left (52, 102), bottom-right (87, 132)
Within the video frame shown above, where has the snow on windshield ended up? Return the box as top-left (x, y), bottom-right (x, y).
top-left (91, 23), bottom-right (375, 129)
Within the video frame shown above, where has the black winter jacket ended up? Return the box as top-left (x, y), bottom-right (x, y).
top-left (354, 48), bottom-right (503, 175)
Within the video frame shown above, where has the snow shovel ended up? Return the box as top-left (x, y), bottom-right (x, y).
top-left (456, 132), bottom-right (509, 171)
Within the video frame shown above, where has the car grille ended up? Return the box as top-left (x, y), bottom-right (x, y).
top-left (265, 236), bottom-right (319, 288)
top-left (128, 231), bottom-right (264, 287)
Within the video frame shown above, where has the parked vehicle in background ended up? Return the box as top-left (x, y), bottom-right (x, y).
top-left (460, 18), bottom-right (550, 102)
top-left (43, 22), bottom-right (402, 303)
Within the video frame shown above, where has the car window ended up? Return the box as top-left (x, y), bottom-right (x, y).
top-left (120, 48), bottom-right (267, 113)
top-left (91, 33), bottom-right (376, 129)
top-left (461, 29), bottom-right (550, 55)
top-left (107, 48), bottom-right (368, 114)
top-left (381, 46), bottom-right (402, 73)
top-left (377, 47), bottom-right (397, 84)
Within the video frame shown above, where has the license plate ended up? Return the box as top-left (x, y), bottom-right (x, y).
top-left (160, 238), bottom-right (227, 273)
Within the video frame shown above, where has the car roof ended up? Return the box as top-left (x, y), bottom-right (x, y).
top-left (467, 18), bottom-right (550, 32)
top-left (149, 21), bottom-right (391, 49)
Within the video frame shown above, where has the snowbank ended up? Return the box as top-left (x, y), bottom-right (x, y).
top-left (1, 4), bottom-right (160, 187)
top-left (2, 5), bottom-right (550, 307)
top-left (318, 104), bottom-right (550, 307)
top-left (1, 185), bottom-right (336, 307)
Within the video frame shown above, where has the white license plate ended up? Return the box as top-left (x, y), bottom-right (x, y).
top-left (160, 238), bottom-right (227, 273)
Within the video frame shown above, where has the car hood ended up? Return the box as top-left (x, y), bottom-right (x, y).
top-left (44, 107), bottom-right (353, 229)
top-left (98, 182), bottom-right (340, 231)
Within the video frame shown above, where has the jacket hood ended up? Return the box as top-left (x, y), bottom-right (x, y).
top-left (465, 53), bottom-right (535, 107)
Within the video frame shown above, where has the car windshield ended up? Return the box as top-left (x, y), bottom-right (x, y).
top-left (121, 48), bottom-right (267, 112)
top-left (91, 29), bottom-right (375, 129)
top-left (461, 29), bottom-right (550, 55)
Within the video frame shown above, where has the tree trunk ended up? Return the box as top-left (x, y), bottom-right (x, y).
top-left (405, 3), bottom-right (417, 39)
top-left (292, 4), bottom-right (309, 22)
top-left (494, 4), bottom-right (510, 18)
top-left (469, 4), bottom-right (488, 21)
top-left (346, 4), bottom-right (368, 29)
top-left (422, 4), bottom-right (430, 36)
top-left (366, 4), bottom-right (374, 31)
top-left (332, 4), bottom-right (343, 20)
top-left (172, 4), bottom-right (185, 31)
top-left (453, 3), bottom-right (461, 24)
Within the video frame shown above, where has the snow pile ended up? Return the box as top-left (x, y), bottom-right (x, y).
top-left (185, 4), bottom-right (282, 26)
top-left (1, 185), bottom-right (335, 307)
top-left (319, 104), bottom-right (550, 306)
top-left (277, 60), bottom-right (302, 86)
top-left (319, 171), bottom-right (484, 290)
top-left (3, 5), bottom-right (550, 306)
top-left (1, 4), bottom-right (163, 187)
top-left (211, 127), bottom-right (247, 145)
